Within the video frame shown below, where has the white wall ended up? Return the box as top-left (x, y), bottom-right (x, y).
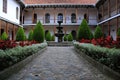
top-left (0, 0), bottom-right (20, 24)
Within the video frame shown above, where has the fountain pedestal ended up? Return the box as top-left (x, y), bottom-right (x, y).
top-left (55, 21), bottom-right (64, 42)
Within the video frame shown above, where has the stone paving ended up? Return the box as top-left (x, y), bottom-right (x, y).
top-left (7, 47), bottom-right (114, 80)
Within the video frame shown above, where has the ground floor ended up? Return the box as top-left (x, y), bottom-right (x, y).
top-left (0, 19), bottom-right (19, 40)
top-left (7, 47), bottom-right (113, 80)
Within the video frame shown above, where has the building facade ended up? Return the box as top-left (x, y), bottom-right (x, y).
top-left (0, 0), bottom-right (120, 41)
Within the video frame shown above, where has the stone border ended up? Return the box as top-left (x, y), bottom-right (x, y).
top-left (0, 47), bottom-right (47, 80)
top-left (74, 47), bottom-right (120, 80)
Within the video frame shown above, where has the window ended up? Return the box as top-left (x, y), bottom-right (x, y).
top-left (58, 13), bottom-right (63, 23)
top-left (45, 13), bottom-right (50, 23)
top-left (3, 0), bottom-right (7, 13)
top-left (16, 7), bottom-right (19, 19)
top-left (71, 13), bottom-right (76, 23)
top-left (33, 13), bottom-right (37, 23)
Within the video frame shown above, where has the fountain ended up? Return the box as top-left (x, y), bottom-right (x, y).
top-left (55, 19), bottom-right (64, 42)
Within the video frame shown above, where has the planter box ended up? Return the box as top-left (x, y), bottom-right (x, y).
top-left (0, 47), bottom-right (47, 80)
top-left (74, 47), bottom-right (120, 80)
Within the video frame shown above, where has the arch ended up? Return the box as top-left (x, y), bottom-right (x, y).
top-left (45, 13), bottom-right (50, 23)
top-left (71, 30), bottom-right (76, 40)
top-left (58, 13), bottom-right (63, 23)
top-left (33, 13), bottom-right (37, 23)
top-left (71, 13), bottom-right (76, 23)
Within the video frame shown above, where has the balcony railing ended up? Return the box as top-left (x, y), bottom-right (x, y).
top-left (23, 18), bottom-right (97, 25)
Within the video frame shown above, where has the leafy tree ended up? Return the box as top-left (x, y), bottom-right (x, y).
top-left (117, 28), bottom-right (120, 37)
top-left (28, 30), bottom-right (33, 41)
top-left (1, 32), bottom-right (8, 40)
top-left (45, 31), bottom-right (51, 41)
top-left (64, 34), bottom-right (68, 41)
top-left (51, 35), bottom-right (55, 41)
top-left (68, 33), bottom-right (73, 41)
top-left (94, 25), bottom-right (103, 39)
top-left (77, 19), bottom-right (92, 40)
top-left (16, 27), bottom-right (26, 41)
top-left (33, 21), bottom-right (45, 42)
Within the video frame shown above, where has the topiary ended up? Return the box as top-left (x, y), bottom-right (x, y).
top-left (51, 35), bottom-right (55, 41)
top-left (94, 25), bottom-right (103, 39)
top-left (33, 21), bottom-right (45, 43)
top-left (64, 34), bottom-right (68, 41)
top-left (45, 31), bottom-right (51, 41)
top-left (77, 19), bottom-right (92, 40)
top-left (16, 27), bottom-right (26, 41)
top-left (89, 30), bottom-right (94, 40)
top-left (1, 32), bottom-right (8, 40)
top-left (68, 33), bottom-right (73, 41)
top-left (117, 28), bottom-right (120, 37)
top-left (28, 30), bottom-right (33, 41)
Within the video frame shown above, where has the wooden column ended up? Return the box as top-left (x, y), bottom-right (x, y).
top-left (43, 8), bottom-right (45, 24)
top-left (13, 24), bottom-right (15, 40)
top-left (108, 0), bottom-right (110, 17)
top-left (116, 0), bottom-right (118, 14)
top-left (64, 8), bottom-right (66, 23)
top-left (6, 22), bottom-right (9, 35)
top-left (102, 5), bottom-right (104, 20)
top-left (32, 8), bottom-right (35, 24)
top-left (76, 8), bottom-right (78, 23)
top-left (54, 8), bottom-right (56, 23)
top-left (108, 21), bottom-right (110, 36)
top-left (0, 20), bottom-right (1, 36)
top-left (22, 9), bottom-right (24, 24)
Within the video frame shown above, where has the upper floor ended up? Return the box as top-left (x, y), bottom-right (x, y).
top-left (22, 7), bottom-right (97, 26)
top-left (0, 0), bottom-right (21, 25)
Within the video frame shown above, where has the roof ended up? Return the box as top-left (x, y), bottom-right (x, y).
top-left (23, 0), bottom-right (97, 5)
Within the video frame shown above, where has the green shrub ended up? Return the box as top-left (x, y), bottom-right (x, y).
top-left (51, 35), bottom-right (55, 41)
top-left (64, 34), bottom-right (68, 41)
top-left (16, 27), bottom-right (26, 41)
top-left (33, 21), bottom-right (45, 43)
top-left (0, 43), bottom-right (47, 71)
top-left (1, 32), bottom-right (8, 40)
top-left (28, 30), bottom-right (33, 41)
top-left (74, 42), bottom-right (120, 73)
top-left (117, 28), bottom-right (120, 36)
top-left (68, 33), bottom-right (73, 41)
top-left (77, 19), bottom-right (92, 40)
top-left (46, 31), bottom-right (51, 41)
top-left (94, 26), bottom-right (103, 39)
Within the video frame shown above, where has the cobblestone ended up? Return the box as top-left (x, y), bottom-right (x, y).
top-left (7, 47), bottom-right (114, 80)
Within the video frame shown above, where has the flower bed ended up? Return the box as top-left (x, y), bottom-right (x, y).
top-left (74, 42), bottom-right (120, 73)
top-left (0, 43), bottom-right (47, 71)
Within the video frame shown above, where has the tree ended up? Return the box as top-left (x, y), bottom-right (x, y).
top-left (51, 35), bottom-right (55, 41)
top-left (28, 30), bottom-right (33, 41)
top-left (64, 34), bottom-right (68, 41)
top-left (16, 27), bottom-right (26, 41)
top-left (45, 31), bottom-right (51, 41)
top-left (33, 21), bottom-right (45, 42)
top-left (68, 33), bottom-right (73, 41)
top-left (1, 32), bottom-right (8, 40)
top-left (77, 19), bottom-right (92, 40)
top-left (94, 25), bottom-right (103, 39)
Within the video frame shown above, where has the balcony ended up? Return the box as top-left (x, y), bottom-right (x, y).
top-left (23, 18), bottom-right (97, 26)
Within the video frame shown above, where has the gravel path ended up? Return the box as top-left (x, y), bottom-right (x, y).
top-left (7, 47), bottom-right (114, 80)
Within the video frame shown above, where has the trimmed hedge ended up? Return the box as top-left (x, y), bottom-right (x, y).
top-left (64, 34), bottom-right (68, 41)
top-left (94, 26), bottom-right (103, 39)
top-left (1, 32), bottom-right (8, 40)
top-left (33, 21), bottom-right (45, 43)
top-left (51, 35), bottom-right (55, 41)
top-left (45, 31), bottom-right (51, 41)
top-left (16, 27), bottom-right (26, 41)
top-left (0, 43), bottom-right (47, 71)
top-left (28, 30), bottom-right (33, 41)
top-left (117, 28), bottom-right (120, 37)
top-left (74, 42), bottom-right (120, 73)
top-left (68, 33), bottom-right (73, 41)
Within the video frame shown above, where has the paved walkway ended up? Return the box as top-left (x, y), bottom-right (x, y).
top-left (7, 47), bottom-right (113, 80)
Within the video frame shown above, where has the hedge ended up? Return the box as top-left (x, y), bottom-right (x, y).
top-left (1, 32), bottom-right (8, 40)
top-left (0, 43), bottom-right (47, 71)
top-left (74, 42), bottom-right (120, 73)
top-left (94, 26), bottom-right (103, 39)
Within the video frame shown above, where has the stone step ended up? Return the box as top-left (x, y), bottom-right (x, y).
top-left (47, 41), bottom-right (73, 46)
